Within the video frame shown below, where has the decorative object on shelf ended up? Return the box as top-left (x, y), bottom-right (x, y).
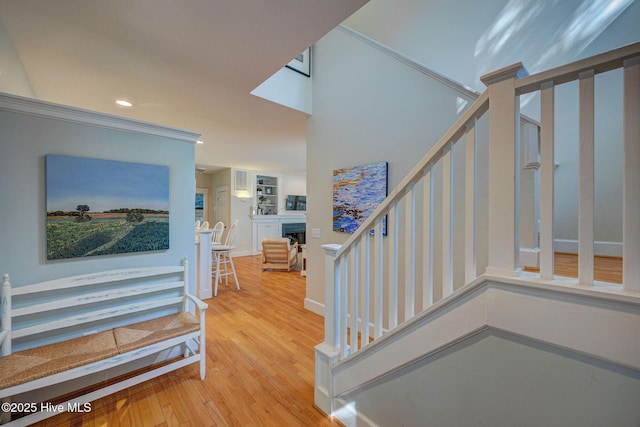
top-left (256, 187), bottom-right (263, 196)
top-left (286, 47), bottom-right (311, 77)
top-left (45, 154), bottom-right (170, 260)
top-left (333, 161), bottom-right (388, 235)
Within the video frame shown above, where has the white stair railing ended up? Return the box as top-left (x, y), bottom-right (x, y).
top-left (315, 40), bottom-right (640, 415)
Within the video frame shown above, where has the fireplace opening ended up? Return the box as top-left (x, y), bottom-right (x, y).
top-left (282, 223), bottom-right (305, 251)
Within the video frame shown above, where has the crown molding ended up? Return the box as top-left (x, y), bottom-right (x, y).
top-left (0, 92), bottom-right (200, 143)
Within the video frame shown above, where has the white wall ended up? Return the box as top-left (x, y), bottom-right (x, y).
top-left (342, 330), bottom-right (640, 426)
top-left (251, 66), bottom-right (313, 115)
top-left (305, 27), bottom-right (469, 309)
top-left (0, 96), bottom-right (198, 290)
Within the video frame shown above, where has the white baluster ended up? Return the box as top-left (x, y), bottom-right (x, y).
top-left (539, 81), bottom-right (555, 280)
top-left (362, 234), bottom-right (371, 346)
top-left (578, 70), bottom-right (595, 285)
top-left (465, 119), bottom-right (477, 284)
top-left (442, 141), bottom-right (454, 297)
top-left (374, 219), bottom-right (384, 339)
top-left (350, 241), bottom-right (360, 353)
top-left (388, 203), bottom-right (398, 329)
top-left (405, 185), bottom-right (416, 321)
top-left (422, 166), bottom-right (434, 309)
top-left (340, 253), bottom-right (349, 358)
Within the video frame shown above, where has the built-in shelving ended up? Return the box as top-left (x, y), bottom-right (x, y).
top-left (256, 175), bottom-right (278, 214)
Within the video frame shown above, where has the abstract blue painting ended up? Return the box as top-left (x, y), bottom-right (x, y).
top-left (333, 161), bottom-right (388, 234)
top-left (46, 154), bottom-right (170, 260)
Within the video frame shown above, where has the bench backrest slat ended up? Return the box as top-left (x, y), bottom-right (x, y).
top-left (3, 258), bottom-right (189, 354)
top-left (12, 281), bottom-right (184, 318)
top-left (13, 296), bottom-right (185, 339)
top-left (12, 266), bottom-right (184, 296)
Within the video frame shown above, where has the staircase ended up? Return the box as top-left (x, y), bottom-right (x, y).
top-left (315, 42), bottom-right (640, 426)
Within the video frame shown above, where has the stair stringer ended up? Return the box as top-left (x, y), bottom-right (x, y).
top-left (331, 275), bottom-right (640, 400)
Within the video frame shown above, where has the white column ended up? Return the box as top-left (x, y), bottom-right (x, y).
top-left (197, 230), bottom-right (213, 299)
top-left (623, 57), bottom-right (640, 290)
top-left (481, 63), bottom-right (527, 277)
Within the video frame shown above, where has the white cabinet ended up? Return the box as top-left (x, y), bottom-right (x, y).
top-left (254, 221), bottom-right (281, 253)
top-left (251, 215), bottom-right (306, 255)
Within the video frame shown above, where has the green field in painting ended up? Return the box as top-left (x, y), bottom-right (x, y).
top-left (47, 218), bottom-right (169, 260)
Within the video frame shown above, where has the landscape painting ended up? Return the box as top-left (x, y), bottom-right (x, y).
top-left (46, 154), bottom-right (170, 260)
top-left (333, 161), bottom-right (388, 234)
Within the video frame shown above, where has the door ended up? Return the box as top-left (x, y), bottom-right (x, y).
top-left (215, 186), bottom-right (230, 229)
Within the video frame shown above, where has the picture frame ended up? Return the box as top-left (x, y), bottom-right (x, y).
top-left (45, 154), bottom-right (170, 260)
top-left (333, 161), bottom-right (388, 236)
top-left (286, 47), bottom-right (311, 77)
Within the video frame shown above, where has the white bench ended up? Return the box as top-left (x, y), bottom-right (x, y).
top-left (0, 257), bottom-right (207, 426)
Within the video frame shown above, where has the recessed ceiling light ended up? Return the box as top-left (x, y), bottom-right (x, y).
top-left (196, 140), bottom-right (204, 144)
top-left (116, 99), bottom-right (132, 107)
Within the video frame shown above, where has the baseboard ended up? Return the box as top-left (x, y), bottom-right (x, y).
top-left (333, 397), bottom-right (378, 427)
top-left (233, 249), bottom-right (253, 257)
top-left (520, 247), bottom-right (540, 268)
top-left (304, 298), bottom-right (325, 316)
top-left (554, 239), bottom-right (622, 257)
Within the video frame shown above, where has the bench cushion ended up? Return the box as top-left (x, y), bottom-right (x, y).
top-left (0, 330), bottom-right (118, 389)
top-left (114, 312), bottom-right (199, 354)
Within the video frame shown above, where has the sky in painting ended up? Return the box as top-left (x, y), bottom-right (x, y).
top-left (46, 155), bottom-right (169, 212)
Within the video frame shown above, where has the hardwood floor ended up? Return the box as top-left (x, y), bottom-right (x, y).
top-left (35, 256), bottom-right (339, 427)
top-left (524, 252), bottom-right (623, 284)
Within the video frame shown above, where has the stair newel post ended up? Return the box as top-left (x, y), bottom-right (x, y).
top-left (314, 243), bottom-right (342, 416)
top-left (481, 63), bottom-right (528, 277)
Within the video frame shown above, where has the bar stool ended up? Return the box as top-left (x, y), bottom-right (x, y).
top-left (211, 223), bottom-right (239, 296)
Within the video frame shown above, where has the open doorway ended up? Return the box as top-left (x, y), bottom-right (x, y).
top-left (195, 187), bottom-right (208, 223)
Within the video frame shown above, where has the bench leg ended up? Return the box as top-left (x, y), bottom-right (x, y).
top-left (1, 397), bottom-right (11, 424)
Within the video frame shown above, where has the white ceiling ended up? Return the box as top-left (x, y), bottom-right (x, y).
top-left (0, 0), bottom-right (368, 174)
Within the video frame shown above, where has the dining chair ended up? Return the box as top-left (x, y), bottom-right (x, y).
top-left (200, 220), bottom-right (210, 229)
top-left (211, 223), bottom-right (239, 296)
top-left (211, 221), bottom-right (225, 245)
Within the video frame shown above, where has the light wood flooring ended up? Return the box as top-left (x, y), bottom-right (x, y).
top-left (34, 255), bottom-right (339, 427)
top-left (524, 252), bottom-right (623, 283)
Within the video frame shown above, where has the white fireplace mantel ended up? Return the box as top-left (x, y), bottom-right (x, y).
top-left (250, 214), bottom-right (306, 255)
